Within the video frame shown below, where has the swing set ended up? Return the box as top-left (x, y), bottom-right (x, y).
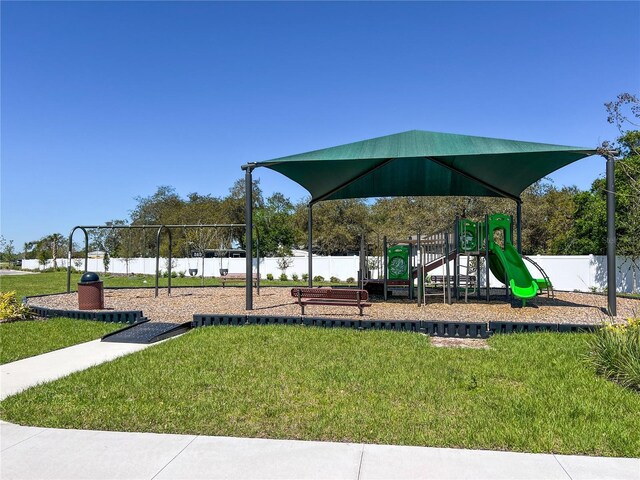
top-left (66, 223), bottom-right (245, 297)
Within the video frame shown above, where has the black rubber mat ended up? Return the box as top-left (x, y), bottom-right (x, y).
top-left (101, 321), bottom-right (191, 344)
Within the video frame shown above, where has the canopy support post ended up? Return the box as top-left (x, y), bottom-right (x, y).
top-left (308, 203), bottom-right (313, 287)
top-left (605, 153), bottom-right (617, 316)
top-left (243, 165), bottom-right (254, 310)
top-left (383, 236), bottom-right (388, 301)
top-left (516, 199), bottom-right (522, 254)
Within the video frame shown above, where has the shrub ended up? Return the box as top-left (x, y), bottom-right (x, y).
top-left (301, 273), bottom-right (308, 281)
top-left (171, 271), bottom-right (177, 278)
top-left (178, 271), bottom-right (186, 278)
top-left (330, 276), bottom-right (340, 283)
top-left (266, 273), bottom-right (274, 281)
top-left (589, 318), bottom-right (640, 390)
top-left (346, 277), bottom-right (355, 283)
top-left (291, 273), bottom-right (299, 281)
top-left (279, 273), bottom-right (288, 281)
top-left (313, 275), bottom-right (324, 282)
top-left (0, 291), bottom-right (34, 322)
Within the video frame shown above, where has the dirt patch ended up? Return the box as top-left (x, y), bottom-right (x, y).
top-left (429, 336), bottom-right (490, 349)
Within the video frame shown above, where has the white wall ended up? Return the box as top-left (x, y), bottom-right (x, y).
top-left (20, 254), bottom-right (640, 293)
top-left (21, 255), bottom-right (362, 282)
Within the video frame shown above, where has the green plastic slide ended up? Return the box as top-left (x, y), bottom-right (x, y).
top-left (485, 213), bottom-right (543, 305)
top-left (488, 242), bottom-right (539, 302)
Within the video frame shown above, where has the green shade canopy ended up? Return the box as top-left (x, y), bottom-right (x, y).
top-left (252, 130), bottom-right (596, 203)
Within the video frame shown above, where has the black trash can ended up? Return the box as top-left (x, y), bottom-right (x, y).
top-left (78, 272), bottom-right (104, 310)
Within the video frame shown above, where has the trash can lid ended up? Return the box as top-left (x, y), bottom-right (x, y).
top-left (79, 272), bottom-right (100, 283)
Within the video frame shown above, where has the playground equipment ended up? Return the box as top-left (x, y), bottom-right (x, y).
top-left (452, 213), bottom-right (553, 306)
top-left (362, 213), bottom-right (553, 307)
top-left (361, 230), bottom-right (454, 305)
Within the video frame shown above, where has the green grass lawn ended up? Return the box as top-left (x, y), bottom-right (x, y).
top-left (0, 271), bottom-right (351, 299)
top-left (0, 318), bottom-right (122, 364)
top-left (1, 326), bottom-right (638, 457)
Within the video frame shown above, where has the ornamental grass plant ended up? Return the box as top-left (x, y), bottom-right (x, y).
top-left (589, 317), bottom-right (640, 390)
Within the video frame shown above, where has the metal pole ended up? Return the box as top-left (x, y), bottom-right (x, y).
top-left (244, 166), bottom-right (253, 310)
top-left (66, 226), bottom-right (89, 293)
top-left (167, 228), bottom-right (172, 296)
top-left (66, 233), bottom-right (72, 293)
top-left (408, 240), bottom-right (413, 301)
top-left (606, 155), bottom-right (617, 316)
top-left (485, 214), bottom-right (490, 302)
top-left (516, 201), bottom-right (522, 254)
top-left (417, 232), bottom-right (422, 306)
top-left (359, 234), bottom-right (365, 289)
top-left (127, 226), bottom-right (132, 276)
top-left (256, 228), bottom-right (260, 295)
top-left (155, 227), bottom-right (161, 298)
top-left (308, 203), bottom-right (313, 287)
top-left (454, 217), bottom-right (459, 300)
top-left (154, 226), bottom-right (172, 297)
top-left (383, 236), bottom-right (388, 301)
top-left (445, 233), bottom-right (452, 304)
top-left (476, 223), bottom-right (481, 300)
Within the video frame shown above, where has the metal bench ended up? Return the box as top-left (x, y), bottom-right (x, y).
top-left (220, 273), bottom-right (260, 287)
top-left (291, 287), bottom-right (371, 316)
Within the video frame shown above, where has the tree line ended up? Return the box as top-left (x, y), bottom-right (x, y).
top-left (5, 94), bottom-right (637, 267)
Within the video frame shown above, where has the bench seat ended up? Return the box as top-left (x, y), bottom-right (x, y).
top-left (220, 273), bottom-right (260, 287)
top-left (291, 287), bottom-right (371, 316)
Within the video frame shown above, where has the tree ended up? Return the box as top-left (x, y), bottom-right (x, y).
top-left (564, 182), bottom-right (607, 255)
top-left (89, 221), bottom-right (127, 257)
top-left (23, 241), bottom-right (34, 260)
top-left (48, 233), bottom-right (64, 269)
top-left (305, 199), bottom-right (371, 255)
top-left (255, 193), bottom-right (297, 256)
top-left (519, 181), bottom-right (578, 254)
top-left (130, 186), bottom-right (183, 225)
top-left (221, 177), bottom-right (264, 251)
top-left (603, 93), bottom-right (640, 291)
top-left (37, 248), bottom-right (48, 269)
top-left (0, 236), bottom-right (17, 264)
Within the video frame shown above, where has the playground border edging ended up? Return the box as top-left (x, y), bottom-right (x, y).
top-left (27, 304), bottom-right (144, 324)
top-left (192, 315), bottom-right (598, 338)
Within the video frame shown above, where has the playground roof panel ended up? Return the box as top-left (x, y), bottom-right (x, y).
top-left (253, 130), bottom-right (597, 202)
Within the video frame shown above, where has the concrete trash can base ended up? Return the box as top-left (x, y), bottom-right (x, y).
top-left (78, 272), bottom-right (104, 310)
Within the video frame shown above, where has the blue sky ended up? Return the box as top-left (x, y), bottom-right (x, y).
top-left (2, 1), bottom-right (639, 248)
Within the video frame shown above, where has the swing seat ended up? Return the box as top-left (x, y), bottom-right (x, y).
top-left (220, 273), bottom-right (260, 287)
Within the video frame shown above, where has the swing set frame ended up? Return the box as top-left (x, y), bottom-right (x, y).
top-left (66, 224), bottom-right (245, 297)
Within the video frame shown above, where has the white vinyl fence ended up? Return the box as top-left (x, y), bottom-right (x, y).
top-left (21, 254), bottom-right (640, 294)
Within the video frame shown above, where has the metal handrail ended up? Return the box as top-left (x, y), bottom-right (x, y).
top-left (522, 255), bottom-right (554, 298)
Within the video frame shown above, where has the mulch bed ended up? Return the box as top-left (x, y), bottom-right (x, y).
top-left (26, 287), bottom-right (639, 324)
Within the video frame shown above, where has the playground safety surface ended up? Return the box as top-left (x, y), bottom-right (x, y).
top-left (26, 287), bottom-right (639, 324)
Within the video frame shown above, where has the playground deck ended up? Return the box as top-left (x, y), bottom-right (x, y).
top-left (26, 287), bottom-right (639, 324)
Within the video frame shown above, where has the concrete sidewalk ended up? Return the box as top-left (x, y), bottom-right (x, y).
top-left (1, 421), bottom-right (637, 480)
top-left (0, 339), bottom-right (152, 400)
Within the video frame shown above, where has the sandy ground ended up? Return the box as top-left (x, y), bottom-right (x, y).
top-left (26, 286), bottom-right (639, 324)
